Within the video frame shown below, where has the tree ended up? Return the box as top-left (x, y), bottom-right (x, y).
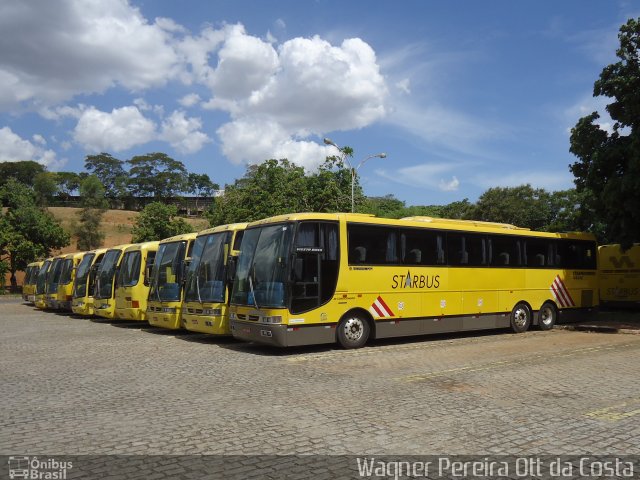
top-left (471, 185), bottom-right (554, 230)
top-left (361, 195), bottom-right (408, 218)
top-left (74, 175), bottom-right (109, 250)
top-left (33, 172), bottom-right (58, 206)
top-left (187, 172), bottom-right (219, 211)
top-left (0, 179), bottom-right (69, 288)
top-left (55, 172), bottom-right (82, 202)
top-left (306, 155), bottom-right (358, 213)
top-left (84, 153), bottom-right (127, 205)
top-left (0, 161), bottom-right (46, 189)
top-left (127, 153), bottom-right (188, 200)
top-left (208, 159), bottom-right (310, 225)
top-left (131, 202), bottom-right (193, 242)
top-left (569, 17), bottom-right (640, 247)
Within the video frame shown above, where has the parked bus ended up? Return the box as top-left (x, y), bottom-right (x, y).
top-left (34, 258), bottom-right (53, 309)
top-left (147, 232), bottom-right (197, 330)
top-left (599, 243), bottom-right (640, 307)
top-left (22, 261), bottom-right (43, 304)
top-left (72, 248), bottom-right (108, 316)
top-left (114, 241), bottom-right (159, 321)
top-left (56, 252), bottom-right (85, 311)
top-left (93, 244), bottom-right (132, 319)
top-left (183, 223), bottom-right (247, 334)
top-left (229, 213), bottom-right (598, 348)
top-left (44, 254), bottom-right (66, 309)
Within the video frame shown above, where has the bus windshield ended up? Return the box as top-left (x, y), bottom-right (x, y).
top-left (46, 259), bottom-right (64, 293)
top-left (149, 241), bottom-right (186, 302)
top-left (95, 249), bottom-right (122, 299)
top-left (116, 251), bottom-right (141, 288)
top-left (36, 260), bottom-right (52, 294)
top-left (231, 224), bottom-right (293, 309)
top-left (58, 259), bottom-right (75, 286)
top-left (184, 232), bottom-right (230, 303)
top-left (73, 253), bottom-right (95, 298)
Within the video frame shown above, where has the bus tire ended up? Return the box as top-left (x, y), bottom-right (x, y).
top-left (538, 302), bottom-right (557, 331)
top-left (510, 302), bottom-right (531, 333)
top-left (337, 312), bottom-right (370, 349)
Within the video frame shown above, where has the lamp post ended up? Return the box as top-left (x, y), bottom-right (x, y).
top-left (323, 138), bottom-right (387, 213)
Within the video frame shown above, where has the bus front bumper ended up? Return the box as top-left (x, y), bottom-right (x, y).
top-left (230, 320), bottom-right (336, 347)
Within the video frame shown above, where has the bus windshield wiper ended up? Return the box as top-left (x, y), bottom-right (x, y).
top-left (248, 265), bottom-right (260, 311)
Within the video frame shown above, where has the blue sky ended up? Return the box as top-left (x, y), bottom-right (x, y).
top-left (0, 0), bottom-right (637, 206)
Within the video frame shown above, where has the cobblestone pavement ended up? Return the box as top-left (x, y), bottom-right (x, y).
top-left (2, 298), bottom-right (640, 457)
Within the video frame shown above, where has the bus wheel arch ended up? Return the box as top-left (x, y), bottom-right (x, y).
top-left (336, 308), bottom-right (374, 349)
top-left (510, 301), bottom-right (532, 333)
top-left (537, 301), bottom-right (558, 331)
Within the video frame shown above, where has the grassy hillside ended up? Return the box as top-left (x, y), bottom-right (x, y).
top-left (5, 208), bottom-right (209, 287)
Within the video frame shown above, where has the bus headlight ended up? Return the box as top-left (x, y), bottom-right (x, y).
top-left (261, 315), bottom-right (282, 324)
top-left (162, 307), bottom-right (176, 313)
top-left (203, 308), bottom-right (222, 316)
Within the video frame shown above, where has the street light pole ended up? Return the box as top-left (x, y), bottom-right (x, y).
top-left (323, 138), bottom-right (387, 213)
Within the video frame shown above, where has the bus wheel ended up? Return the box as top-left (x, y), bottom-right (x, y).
top-left (337, 313), bottom-right (370, 349)
top-left (510, 302), bottom-right (531, 333)
top-left (538, 302), bottom-right (557, 331)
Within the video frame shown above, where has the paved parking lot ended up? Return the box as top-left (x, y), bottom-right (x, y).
top-left (2, 298), bottom-right (640, 459)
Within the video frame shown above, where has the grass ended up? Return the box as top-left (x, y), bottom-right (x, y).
top-left (47, 207), bottom-right (209, 254)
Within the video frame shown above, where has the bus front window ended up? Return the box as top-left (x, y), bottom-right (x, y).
top-left (149, 242), bottom-right (186, 302)
top-left (232, 224), bottom-right (292, 308)
top-left (95, 250), bottom-right (122, 299)
top-left (73, 254), bottom-right (95, 298)
top-left (185, 233), bottom-right (229, 303)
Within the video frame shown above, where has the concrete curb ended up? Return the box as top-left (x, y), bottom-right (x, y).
top-left (555, 324), bottom-right (640, 334)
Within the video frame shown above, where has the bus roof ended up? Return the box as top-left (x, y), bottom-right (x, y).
top-left (105, 243), bottom-right (134, 252)
top-left (123, 241), bottom-right (160, 253)
top-left (196, 222), bottom-right (248, 237)
top-left (244, 212), bottom-right (595, 240)
top-left (159, 232), bottom-right (198, 243)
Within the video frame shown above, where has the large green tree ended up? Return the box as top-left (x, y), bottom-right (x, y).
top-left (127, 153), bottom-right (188, 200)
top-left (84, 153), bottom-right (128, 205)
top-left (0, 161), bottom-right (46, 189)
top-left (569, 17), bottom-right (640, 247)
top-left (75, 175), bottom-right (109, 250)
top-left (0, 179), bottom-right (69, 287)
top-left (131, 202), bottom-right (193, 242)
top-left (471, 185), bottom-right (554, 230)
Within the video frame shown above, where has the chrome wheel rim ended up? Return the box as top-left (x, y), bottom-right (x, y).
top-left (343, 317), bottom-right (364, 342)
top-left (540, 306), bottom-right (554, 327)
top-left (513, 306), bottom-right (528, 328)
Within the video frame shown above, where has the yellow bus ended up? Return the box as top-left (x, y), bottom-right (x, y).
top-left (71, 248), bottom-right (108, 316)
top-left (93, 244), bottom-right (132, 319)
top-left (22, 261), bottom-right (43, 304)
top-left (44, 254), bottom-right (66, 309)
top-left (147, 232), bottom-right (197, 330)
top-left (183, 223), bottom-right (247, 334)
top-left (229, 213), bottom-right (599, 348)
top-left (114, 241), bottom-right (159, 321)
top-left (599, 244), bottom-right (640, 307)
top-left (34, 258), bottom-right (53, 309)
top-left (55, 252), bottom-right (85, 311)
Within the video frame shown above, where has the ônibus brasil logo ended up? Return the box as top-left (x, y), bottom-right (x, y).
top-left (8, 456), bottom-right (72, 479)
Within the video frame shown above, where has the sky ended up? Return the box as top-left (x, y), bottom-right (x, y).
top-left (0, 0), bottom-right (637, 206)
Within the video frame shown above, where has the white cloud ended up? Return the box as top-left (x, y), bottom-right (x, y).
top-left (73, 106), bottom-right (156, 152)
top-left (216, 116), bottom-right (334, 169)
top-left (439, 176), bottom-right (459, 192)
top-left (160, 111), bottom-right (211, 154)
top-left (178, 93), bottom-right (201, 107)
top-left (211, 33), bottom-right (388, 168)
top-left (375, 162), bottom-right (463, 192)
top-left (0, 0), bottom-right (182, 110)
top-left (0, 126), bottom-right (62, 168)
